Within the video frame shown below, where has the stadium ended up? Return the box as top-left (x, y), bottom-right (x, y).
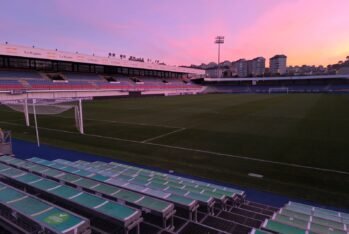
top-left (0, 41), bottom-right (349, 234)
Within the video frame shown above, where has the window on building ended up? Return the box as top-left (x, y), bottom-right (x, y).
top-left (95, 65), bottom-right (104, 73)
top-left (78, 64), bottom-right (90, 73)
top-left (57, 62), bottom-right (72, 72)
top-left (9, 57), bottom-right (30, 68)
top-left (35, 60), bottom-right (53, 71)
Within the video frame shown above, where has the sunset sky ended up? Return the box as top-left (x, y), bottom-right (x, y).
top-left (1, 0), bottom-right (348, 67)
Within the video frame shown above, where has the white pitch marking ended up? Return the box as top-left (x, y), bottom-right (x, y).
top-left (48, 115), bottom-right (181, 129)
top-left (0, 120), bottom-right (348, 175)
top-left (141, 128), bottom-right (186, 143)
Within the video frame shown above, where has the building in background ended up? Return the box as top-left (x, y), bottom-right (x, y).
top-left (248, 57), bottom-right (265, 76)
top-left (232, 59), bottom-right (248, 77)
top-left (269, 55), bottom-right (287, 75)
top-left (338, 67), bottom-right (349, 75)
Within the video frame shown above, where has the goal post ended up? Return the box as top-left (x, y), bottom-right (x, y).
top-left (0, 97), bottom-right (90, 146)
top-left (268, 87), bottom-right (289, 94)
top-left (74, 99), bottom-right (84, 134)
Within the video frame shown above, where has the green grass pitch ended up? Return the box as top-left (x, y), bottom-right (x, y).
top-left (1, 93), bottom-right (349, 208)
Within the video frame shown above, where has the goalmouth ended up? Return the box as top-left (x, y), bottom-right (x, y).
top-left (0, 97), bottom-right (92, 147)
top-left (268, 87), bottom-right (289, 94)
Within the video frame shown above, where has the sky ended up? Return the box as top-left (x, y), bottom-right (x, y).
top-left (0, 0), bottom-right (349, 67)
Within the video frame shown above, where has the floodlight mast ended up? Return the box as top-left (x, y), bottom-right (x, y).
top-left (215, 36), bottom-right (224, 78)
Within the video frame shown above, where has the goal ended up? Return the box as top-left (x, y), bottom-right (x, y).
top-left (268, 87), bottom-right (289, 94)
top-left (0, 97), bottom-right (90, 146)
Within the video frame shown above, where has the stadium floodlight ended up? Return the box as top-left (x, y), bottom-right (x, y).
top-left (214, 36), bottom-right (224, 78)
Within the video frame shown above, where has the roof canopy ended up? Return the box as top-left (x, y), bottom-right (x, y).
top-left (0, 44), bottom-right (204, 75)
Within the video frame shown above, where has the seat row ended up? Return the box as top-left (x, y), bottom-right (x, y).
top-left (0, 180), bottom-right (91, 234)
top-left (52, 158), bottom-right (244, 205)
top-left (29, 157), bottom-right (222, 215)
top-left (0, 159), bottom-right (145, 233)
top-left (0, 156), bottom-right (254, 233)
top-left (259, 201), bottom-right (349, 234)
top-left (0, 156), bottom-right (197, 229)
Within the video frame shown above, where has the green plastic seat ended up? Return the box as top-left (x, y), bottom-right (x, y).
top-left (183, 185), bottom-right (203, 193)
top-left (186, 192), bottom-right (212, 203)
top-left (45, 169), bottom-right (65, 177)
top-left (166, 194), bottom-right (195, 206)
top-left (16, 173), bottom-right (42, 183)
top-left (280, 208), bottom-right (311, 221)
top-left (59, 173), bottom-right (81, 182)
top-left (11, 196), bottom-right (51, 216)
top-left (34, 207), bottom-right (85, 233)
top-left (93, 184), bottom-right (120, 195)
top-left (165, 186), bottom-right (188, 196)
top-left (73, 178), bottom-right (100, 189)
top-left (50, 185), bottom-right (81, 198)
top-left (31, 179), bottom-right (61, 191)
top-left (309, 222), bottom-right (346, 234)
top-left (136, 196), bottom-right (171, 212)
top-left (148, 182), bottom-right (168, 190)
top-left (0, 187), bottom-right (26, 203)
top-left (201, 190), bottom-right (225, 200)
top-left (89, 174), bottom-right (109, 182)
top-left (112, 190), bottom-right (143, 203)
top-left (70, 192), bottom-right (106, 209)
top-left (0, 167), bottom-right (26, 177)
top-left (264, 220), bottom-right (306, 234)
top-left (30, 165), bottom-right (49, 173)
top-left (274, 214), bottom-right (308, 230)
top-left (95, 201), bottom-right (139, 221)
top-left (0, 163), bottom-right (9, 171)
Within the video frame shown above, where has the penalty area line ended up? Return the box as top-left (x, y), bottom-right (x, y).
top-left (141, 128), bottom-right (186, 143)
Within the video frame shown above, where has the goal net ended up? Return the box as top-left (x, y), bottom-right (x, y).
top-left (268, 87), bottom-right (289, 94)
top-left (0, 98), bottom-right (87, 134)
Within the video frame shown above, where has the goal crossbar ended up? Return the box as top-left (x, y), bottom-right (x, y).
top-left (268, 87), bottom-right (289, 94)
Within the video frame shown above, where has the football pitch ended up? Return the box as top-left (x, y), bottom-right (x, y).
top-left (1, 93), bottom-right (349, 208)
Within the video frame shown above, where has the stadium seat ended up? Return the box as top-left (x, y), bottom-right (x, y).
top-left (0, 159), bottom-right (143, 233)
top-left (0, 178), bottom-right (90, 234)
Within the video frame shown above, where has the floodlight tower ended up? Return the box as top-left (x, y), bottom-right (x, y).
top-left (215, 36), bottom-right (224, 78)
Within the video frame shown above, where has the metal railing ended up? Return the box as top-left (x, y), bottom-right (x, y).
top-left (0, 130), bottom-right (12, 155)
top-left (0, 130), bottom-right (11, 144)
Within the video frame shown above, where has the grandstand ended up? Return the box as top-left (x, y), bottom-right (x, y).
top-left (2, 44), bottom-right (349, 101)
top-left (0, 44), bottom-right (204, 100)
top-left (197, 75), bottom-right (349, 94)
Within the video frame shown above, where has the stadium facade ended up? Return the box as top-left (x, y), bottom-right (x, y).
top-left (0, 43), bottom-right (205, 101)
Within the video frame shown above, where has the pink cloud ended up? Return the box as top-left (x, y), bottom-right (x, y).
top-left (5, 0), bottom-right (347, 67)
top-left (228, 0), bottom-right (349, 66)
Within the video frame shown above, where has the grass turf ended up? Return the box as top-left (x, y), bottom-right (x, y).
top-left (1, 93), bottom-right (349, 208)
